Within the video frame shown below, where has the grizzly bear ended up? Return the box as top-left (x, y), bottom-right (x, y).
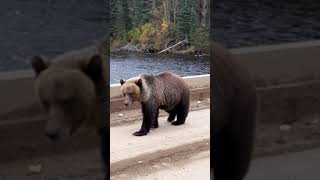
top-left (31, 42), bottom-right (107, 140)
top-left (120, 72), bottom-right (190, 136)
top-left (212, 42), bottom-right (257, 180)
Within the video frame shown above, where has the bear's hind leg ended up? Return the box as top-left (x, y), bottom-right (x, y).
top-left (152, 110), bottom-right (159, 128)
top-left (172, 98), bottom-right (190, 126)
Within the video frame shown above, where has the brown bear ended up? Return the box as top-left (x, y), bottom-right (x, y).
top-left (31, 42), bottom-right (107, 140)
top-left (212, 42), bottom-right (257, 180)
top-left (120, 72), bottom-right (190, 136)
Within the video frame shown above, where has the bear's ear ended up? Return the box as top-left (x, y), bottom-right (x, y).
top-left (31, 55), bottom-right (49, 76)
top-left (136, 79), bottom-right (143, 88)
top-left (84, 54), bottom-right (104, 83)
top-left (120, 79), bottom-right (125, 85)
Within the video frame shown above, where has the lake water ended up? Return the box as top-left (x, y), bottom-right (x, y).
top-left (110, 52), bottom-right (209, 84)
top-left (213, 0), bottom-right (320, 48)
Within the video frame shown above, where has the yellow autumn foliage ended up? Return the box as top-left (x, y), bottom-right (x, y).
top-left (139, 23), bottom-right (156, 44)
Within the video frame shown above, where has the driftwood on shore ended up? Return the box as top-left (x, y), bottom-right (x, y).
top-left (111, 37), bottom-right (209, 56)
top-left (157, 39), bottom-right (187, 54)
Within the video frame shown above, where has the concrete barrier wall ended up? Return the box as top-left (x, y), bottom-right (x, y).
top-left (256, 80), bottom-right (320, 123)
top-left (0, 70), bottom-right (36, 115)
top-left (229, 40), bottom-right (320, 123)
top-left (231, 40), bottom-right (320, 87)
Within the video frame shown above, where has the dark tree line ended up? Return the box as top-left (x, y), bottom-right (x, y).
top-left (111, 0), bottom-right (209, 52)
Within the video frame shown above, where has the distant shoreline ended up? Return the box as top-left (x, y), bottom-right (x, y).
top-left (110, 44), bottom-right (209, 57)
top-left (110, 49), bottom-right (209, 57)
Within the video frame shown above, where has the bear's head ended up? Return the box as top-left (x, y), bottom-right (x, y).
top-left (31, 45), bottom-right (105, 141)
top-left (119, 78), bottom-right (143, 106)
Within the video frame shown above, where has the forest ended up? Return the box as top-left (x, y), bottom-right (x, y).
top-left (111, 0), bottom-right (209, 54)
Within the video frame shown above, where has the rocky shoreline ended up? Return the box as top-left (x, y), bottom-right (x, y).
top-left (111, 42), bottom-right (209, 56)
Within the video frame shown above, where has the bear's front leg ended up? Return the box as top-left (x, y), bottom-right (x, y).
top-left (133, 103), bottom-right (158, 136)
top-left (133, 120), bottom-right (149, 136)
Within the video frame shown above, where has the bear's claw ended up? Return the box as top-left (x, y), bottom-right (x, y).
top-left (133, 130), bottom-right (148, 136)
top-left (167, 117), bottom-right (175, 122)
top-left (171, 121), bottom-right (184, 126)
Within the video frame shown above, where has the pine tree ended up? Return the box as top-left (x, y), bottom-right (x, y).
top-left (111, 0), bottom-right (132, 37)
top-left (121, 0), bottom-right (132, 32)
top-left (176, 0), bottom-right (197, 40)
top-left (111, 0), bottom-right (119, 35)
top-left (131, 0), bottom-right (153, 26)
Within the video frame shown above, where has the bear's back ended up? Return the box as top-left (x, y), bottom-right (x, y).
top-left (156, 71), bottom-right (189, 90)
top-left (152, 72), bottom-right (190, 107)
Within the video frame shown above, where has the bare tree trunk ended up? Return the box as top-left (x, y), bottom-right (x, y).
top-left (163, 0), bottom-right (171, 22)
top-left (201, 0), bottom-right (208, 27)
top-left (172, 0), bottom-right (179, 28)
top-left (152, 0), bottom-right (156, 18)
top-left (163, 1), bottom-right (167, 21)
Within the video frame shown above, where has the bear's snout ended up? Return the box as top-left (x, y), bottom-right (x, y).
top-left (124, 98), bottom-right (132, 106)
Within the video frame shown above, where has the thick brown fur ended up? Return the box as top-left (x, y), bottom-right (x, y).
top-left (120, 72), bottom-right (190, 136)
top-left (212, 42), bottom-right (257, 180)
top-left (31, 42), bottom-right (107, 139)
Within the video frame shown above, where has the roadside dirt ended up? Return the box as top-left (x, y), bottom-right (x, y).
top-left (111, 140), bottom-right (210, 179)
top-left (254, 114), bottom-right (320, 158)
top-left (111, 151), bottom-right (210, 180)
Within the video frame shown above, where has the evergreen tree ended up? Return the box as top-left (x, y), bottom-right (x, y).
top-left (110, 0), bottom-right (208, 51)
top-left (110, 0), bottom-right (119, 35)
top-left (131, 0), bottom-right (153, 26)
top-left (176, 0), bottom-right (197, 40)
top-left (121, 0), bottom-right (132, 33)
top-left (111, 0), bottom-right (132, 37)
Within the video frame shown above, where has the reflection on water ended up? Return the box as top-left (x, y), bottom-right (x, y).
top-left (0, 0), bottom-right (106, 71)
top-left (214, 0), bottom-right (320, 48)
top-left (110, 52), bottom-right (209, 84)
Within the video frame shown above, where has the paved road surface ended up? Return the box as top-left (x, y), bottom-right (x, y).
top-left (111, 108), bottom-right (210, 164)
top-left (0, 148), bottom-right (104, 180)
top-left (246, 148), bottom-right (320, 180)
